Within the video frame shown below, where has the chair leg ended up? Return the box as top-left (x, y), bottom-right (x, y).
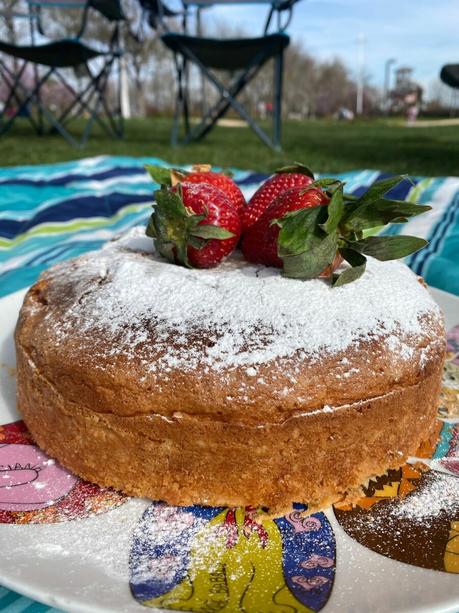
top-left (0, 60), bottom-right (44, 136)
top-left (54, 70), bottom-right (100, 127)
top-left (171, 92), bottom-right (181, 147)
top-left (27, 68), bottom-right (84, 146)
top-left (53, 60), bottom-right (120, 142)
top-left (272, 49), bottom-right (284, 151)
top-left (182, 55), bottom-right (276, 149)
top-left (0, 65), bottom-right (54, 138)
top-left (183, 58), bottom-right (191, 136)
top-left (171, 54), bottom-right (184, 146)
top-left (176, 44), bottom-right (281, 150)
top-left (83, 59), bottom-right (117, 144)
top-left (115, 53), bottom-right (124, 138)
top-left (0, 62), bottom-right (26, 134)
top-left (33, 63), bottom-right (44, 135)
top-left (0, 53), bottom-right (123, 146)
top-left (89, 57), bottom-right (121, 139)
top-left (81, 94), bottom-right (103, 146)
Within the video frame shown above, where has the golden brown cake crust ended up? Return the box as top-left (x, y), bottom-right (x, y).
top-left (14, 230), bottom-right (446, 513)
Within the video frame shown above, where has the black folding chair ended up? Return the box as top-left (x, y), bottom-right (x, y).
top-left (0, 1), bottom-right (41, 134)
top-left (0, 0), bottom-right (125, 146)
top-left (440, 64), bottom-right (459, 90)
top-left (138, 0), bottom-right (183, 30)
top-left (160, 0), bottom-right (296, 150)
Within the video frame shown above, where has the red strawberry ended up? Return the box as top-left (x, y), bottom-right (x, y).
top-left (242, 185), bottom-right (329, 267)
top-left (145, 163), bottom-right (246, 213)
top-left (184, 167), bottom-right (246, 213)
top-left (146, 182), bottom-right (241, 269)
top-left (242, 164), bottom-right (315, 231)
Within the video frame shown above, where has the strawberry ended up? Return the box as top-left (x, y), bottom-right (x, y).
top-left (145, 163), bottom-right (246, 213)
top-left (242, 185), bottom-right (329, 267)
top-left (145, 166), bottom-right (432, 287)
top-left (146, 182), bottom-right (241, 268)
top-left (243, 174), bottom-right (432, 285)
top-left (242, 163), bottom-right (315, 231)
top-left (184, 165), bottom-right (246, 213)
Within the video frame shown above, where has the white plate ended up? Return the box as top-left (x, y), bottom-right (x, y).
top-left (0, 287), bottom-right (458, 613)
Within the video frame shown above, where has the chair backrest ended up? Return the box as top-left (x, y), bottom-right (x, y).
top-left (139, 0), bottom-right (182, 34)
top-left (27, 0), bottom-right (124, 20)
top-left (26, 0), bottom-right (124, 43)
top-left (264, 0), bottom-right (300, 34)
top-left (167, 0), bottom-right (300, 37)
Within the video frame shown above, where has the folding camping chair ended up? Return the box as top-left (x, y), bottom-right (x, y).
top-left (0, 1), bottom-right (40, 133)
top-left (441, 64), bottom-right (459, 90)
top-left (159, 0), bottom-right (297, 150)
top-left (0, 0), bottom-right (125, 146)
top-left (138, 0), bottom-right (183, 30)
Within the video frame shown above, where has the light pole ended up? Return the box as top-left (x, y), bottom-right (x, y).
top-left (384, 58), bottom-right (396, 116)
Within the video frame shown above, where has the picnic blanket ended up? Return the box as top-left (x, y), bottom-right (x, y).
top-left (0, 157), bottom-right (458, 612)
top-left (1, 156), bottom-right (459, 299)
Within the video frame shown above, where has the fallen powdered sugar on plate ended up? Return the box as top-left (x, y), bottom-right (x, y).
top-left (390, 470), bottom-right (459, 524)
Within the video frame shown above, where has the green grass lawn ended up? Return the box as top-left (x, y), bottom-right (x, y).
top-left (1, 117), bottom-right (459, 176)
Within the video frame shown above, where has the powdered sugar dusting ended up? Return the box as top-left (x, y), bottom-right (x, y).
top-left (391, 471), bottom-right (459, 523)
top-left (43, 227), bottom-right (441, 372)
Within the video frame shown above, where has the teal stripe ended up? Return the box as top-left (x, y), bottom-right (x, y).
top-left (2, 595), bottom-right (47, 612)
top-left (0, 587), bottom-right (62, 611)
top-left (0, 591), bottom-right (26, 609)
top-left (0, 155), bottom-right (163, 180)
top-left (22, 602), bottom-right (61, 613)
top-left (0, 204), bottom-right (151, 254)
top-left (0, 182), bottom-right (153, 218)
top-left (0, 212), bottom-right (151, 296)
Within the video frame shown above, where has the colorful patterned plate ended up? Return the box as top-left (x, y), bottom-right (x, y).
top-left (0, 288), bottom-right (458, 613)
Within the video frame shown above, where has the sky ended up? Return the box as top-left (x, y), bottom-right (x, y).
top-left (195, 0), bottom-right (459, 96)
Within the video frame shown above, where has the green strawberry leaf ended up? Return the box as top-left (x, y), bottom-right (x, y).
top-left (188, 235), bottom-right (205, 250)
top-left (282, 231), bottom-right (338, 280)
top-left (358, 175), bottom-right (411, 206)
top-left (145, 214), bottom-right (157, 238)
top-left (276, 162), bottom-right (315, 179)
top-left (154, 188), bottom-right (190, 226)
top-left (157, 240), bottom-right (176, 264)
top-left (342, 175), bottom-right (411, 227)
top-left (277, 206), bottom-right (338, 279)
top-left (343, 199), bottom-right (431, 232)
top-left (333, 248), bottom-right (367, 286)
top-left (347, 235), bottom-right (428, 260)
top-left (145, 165), bottom-right (174, 186)
top-left (311, 178), bottom-right (344, 192)
top-left (276, 206), bottom-right (326, 257)
top-left (320, 184), bottom-right (344, 234)
top-left (151, 188), bottom-right (206, 267)
top-left (343, 193), bottom-right (359, 202)
top-left (190, 224), bottom-right (235, 240)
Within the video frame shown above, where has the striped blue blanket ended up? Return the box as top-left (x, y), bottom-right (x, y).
top-left (0, 156), bottom-right (458, 611)
top-left (1, 156), bottom-right (458, 300)
top-left (1, 156), bottom-right (459, 298)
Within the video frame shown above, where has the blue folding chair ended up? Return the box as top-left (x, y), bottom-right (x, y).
top-left (152, 0), bottom-right (298, 150)
top-left (0, 0), bottom-right (125, 146)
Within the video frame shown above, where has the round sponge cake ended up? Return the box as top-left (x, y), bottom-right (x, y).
top-left (15, 228), bottom-right (446, 513)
